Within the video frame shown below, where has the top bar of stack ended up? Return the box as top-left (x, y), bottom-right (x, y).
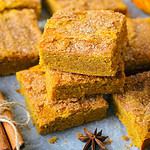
top-left (40, 10), bottom-right (127, 76)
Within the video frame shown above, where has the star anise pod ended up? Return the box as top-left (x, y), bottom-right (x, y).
top-left (78, 128), bottom-right (108, 150)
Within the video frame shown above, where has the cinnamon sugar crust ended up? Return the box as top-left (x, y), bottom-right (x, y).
top-left (0, 9), bottom-right (41, 75)
top-left (0, 0), bottom-right (41, 16)
top-left (125, 18), bottom-right (150, 74)
top-left (113, 71), bottom-right (150, 149)
top-left (46, 0), bottom-right (127, 14)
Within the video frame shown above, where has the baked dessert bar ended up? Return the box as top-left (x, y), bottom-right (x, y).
top-left (0, 0), bottom-right (41, 16)
top-left (125, 18), bottom-right (150, 74)
top-left (45, 62), bottom-right (125, 101)
top-left (40, 10), bottom-right (127, 76)
top-left (46, 0), bottom-right (127, 14)
top-left (0, 9), bottom-right (41, 75)
top-left (16, 66), bottom-right (109, 134)
top-left (113, 72), bottom-right (150, 149)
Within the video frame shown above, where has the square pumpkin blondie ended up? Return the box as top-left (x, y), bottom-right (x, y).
top-left (0, 0), bottom-right (41, 16)
top-left (0, 9), bottom-right (41, 75)
top-left (40, 10), bottom-right (127, 76)
top-left (16, 66), bottom-right (108, 134)
top-left (46, 0), bottom-right (127, 14)
top-left (113, 72), bottom-right (150, 150)
top-left (45, 62), bottom-right (125, 101)
top-left (125, 18), bottom-right (150, 74)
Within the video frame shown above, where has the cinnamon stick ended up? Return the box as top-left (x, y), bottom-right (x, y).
top-left (0, 123), bottom-right (11, 150)
top-left (0, 92), bottom-right (24, 150)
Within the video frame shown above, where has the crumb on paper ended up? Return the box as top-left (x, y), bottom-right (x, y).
top-left (122, 135), bottom-right (130, 141)
top-left (104, 138), bottom-right (113, 145)
top-left (64, 140), bottom-right (68, 144)
top-left (114, 125), bottom-right (119, 129)
top-left (125, 144), bottom-right (133, 150)
top-left (16, 89), bottom-right (21, 93)
top-left (130, 143), bottom-right (133, 147)
top-left (125, 145), bottom-right (130, 150)
top-left (76, 132), bottom-right (84, 139)
top-left (48, 136), bottom-right (58, 144)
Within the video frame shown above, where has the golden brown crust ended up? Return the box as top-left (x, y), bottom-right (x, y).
top-left (0, 9), bottom-right (41, 75)
top-left (125, 18), bottom-right (150, 74)
top-left (40, 10), bottom-right (127, 76)
top-left (46, 0), bottom-right (127, 14)
top-left (16, 66), bottom-right (108, 134)
top-left (0, 0), bottom-right (41, 16)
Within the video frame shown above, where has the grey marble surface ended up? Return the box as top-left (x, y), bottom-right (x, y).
top-left (0, 0), bottom-right (149, 150)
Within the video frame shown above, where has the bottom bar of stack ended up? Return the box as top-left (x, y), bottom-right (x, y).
top-left (16, 66), bottom-right (109, 134)
top-left (113, 71), bottom-right (150, 150)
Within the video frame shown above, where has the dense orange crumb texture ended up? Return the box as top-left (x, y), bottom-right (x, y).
top-left (40, 10), bottom-right (127, 76)
top-left (0, 0), bottom-right (41, 16)
top-left (45, 62), bottom-right (125, 101)
top-left (125, 18), bottom-right (150, 74)
top-left (46, 0), bottom-right (127, 14)
top-left (0, 9), bottom-right (41, 75)
top-left (16, 66), bottom-right (108, 134)
top-left (113, 71), bottom-right (150, 150)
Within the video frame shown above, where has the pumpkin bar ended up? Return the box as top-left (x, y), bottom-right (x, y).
top-left (16, 66), bottom-right (109, 134)
top-left (46, 0), bottom-right (127, 14)
top-left (113, 72), bottom-right (150, 150)
top-left (45, 62), bottom-right (125, 101)
top-left (0, 0), bottom-right (41, 16)
top-left (0, 9), bottom-right (41, 75)
top-left (125, 18), bottom-right (150, 74)
top-left (40, 10), bottom-right (127, 76)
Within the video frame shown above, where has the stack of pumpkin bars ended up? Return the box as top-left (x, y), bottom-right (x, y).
top-left (16, 0), bottom-right (150, 150)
